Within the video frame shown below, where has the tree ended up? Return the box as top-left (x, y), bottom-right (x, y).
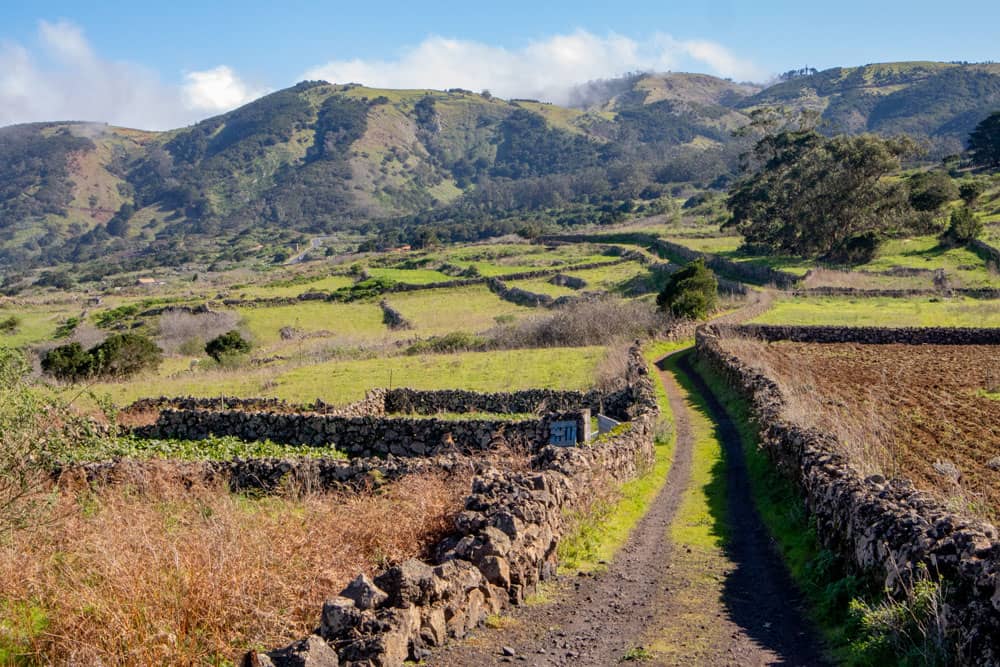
top-left (89, 333), bottom-right (162, 378)
top-left (205, 330), bottom-right (251, 362)
top-left (908, 171), bottom-right (958, 212)
top-left (944, 206), bottom-right (983, 244)
top-left (726, 129), bottom-right (922, 264)
top-left (42, 333), bottom-right (162, 381)
top-left (41, 342), bottom-right (95, 381)
top-left (959, 180), bottom-right (986, 205)
top-left (968, 111), bottom-right (1000, 170)
top-left (656, 259), bottom-right (718, 319)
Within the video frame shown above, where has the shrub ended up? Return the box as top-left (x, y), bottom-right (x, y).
top-left (157, 309), bottom-right (239, 354)
top-left (0, 347), bottom-right (94, 532)
top-left (41, 333), bottom-right (162, 381)
top-left (944, 206), bottom-right (983, 244)
top-left (93, 304), bottom-right (140, 328)
top-left (53, 316), bottom-right (79, 339)
top-left (908, 171), bottom-right (958, 212)
top-left (41, 342), bottom-right (95, 381)
top-left (490, 297), bottom-right (672, 349)
top-left (0, 315), bottom-right (20, 335)
top-left (656, 259), bottom-right (718, 319)
top-left (959, 180), bottom-right (986, 205)
top-left (205, 330), bottom-right (252, 362)
top-left (90, 333), bottom-right (162, 378)
top-left (405, 331), bottom-right (488, 355)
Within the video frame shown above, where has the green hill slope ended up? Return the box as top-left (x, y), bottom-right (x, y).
top-left (2, 61), bottom-right (999, 274)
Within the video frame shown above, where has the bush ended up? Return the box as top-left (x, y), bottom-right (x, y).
top-left (908, 171), bottom-right (958, 212)
top-left (0, 315), bottom-right (20, 334)
top-left (205, 330), bottom-right (252, 362)
top-left (41, 342), bottom-right (95, 381)
top-left (405, 331), bottom-right (487, 356)
top-left (944, 206), bottom-right (982, 244)
top-left (490, 297), bottom-right (673, 348)
top-left (41, 333), bottom-right (161, 381)
top-left (90, 333), bottom-right (163, 378)
top-left (959, 180), bottom-right (986, 205)
top-left (656, 259), bottom-right (718, 319)
top-left (157, 309), bottom-right (239, 354)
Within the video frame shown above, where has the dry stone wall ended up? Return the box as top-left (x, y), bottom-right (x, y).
top-left (244, 346), bottom-right (659, 667)
top-left (133, 410), bottom-right (590, 458)
top-left (58, 452), bottom-right (481, 495)
top-left (717, 323), bottom-right (1000, 345)
top-left (696, 325), bottom-right (1000, 663)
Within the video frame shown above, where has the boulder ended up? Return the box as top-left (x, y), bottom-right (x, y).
top-left (340, 574), bottom-right (388, 611)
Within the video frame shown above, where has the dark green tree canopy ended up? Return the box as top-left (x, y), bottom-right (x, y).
top-left (725, 129), bottom-right (923, 263)
top-left (968, 111), bottom-right (1000, 169)
top-left (205, 330), bottom-right (252, 362)
top-left (41, 333), bottom-right (161, 381)
top-left (908, 170), bottom-right (958, 212)
top-left (656, 258), bottom-right (718, 319)
top-left (944, 206), bottom-right (983, 244)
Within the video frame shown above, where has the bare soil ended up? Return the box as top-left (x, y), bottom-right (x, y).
top-left (722, 340), bottom-right (1000, 519)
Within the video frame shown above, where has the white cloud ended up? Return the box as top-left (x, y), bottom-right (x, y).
top-left (304, 29), bottom-right (764, 105)
top-left (182, 65), bottom-right (263, 113)
top-left (0, 20), bottom-right (261, 130)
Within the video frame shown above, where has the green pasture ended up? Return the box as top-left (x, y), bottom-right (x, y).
top-left (753, 295), bottom-right (1000, 327)
top-left (386, 285), bottom-right (533, 334)
top-left (91, 346), bottom-right (605, 407)
top-left (235, 301), bottom-right (389, 346)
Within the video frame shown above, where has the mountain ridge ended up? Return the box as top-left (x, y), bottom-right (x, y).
top-left (2, 61), bottom-right (998, 274)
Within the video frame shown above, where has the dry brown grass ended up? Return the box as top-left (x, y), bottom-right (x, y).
top-left (0, 469), bottom-right (470, 665)
top-left (717, 333), bottom-right (902, 477)
top-left (716, 333), bottom-right (1000, 519)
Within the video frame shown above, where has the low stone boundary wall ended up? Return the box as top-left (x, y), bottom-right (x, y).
top-left (537, 232), bottom-right (799, 289)
top-left (126, 384), bottom-right (634, 423)
top-left (245, 346), bottom-right (659, 667)
top-left (133, 409), bottom-right (590, 458)
top-left (125, 389), bottom-right (388, 419)
top-left (57, 452), bottom-right (483, 495)
top-left (716, 323), bottom-right (1000, 345)
top-left (379, 300), bottom-right (412, 330)
top-left (790, 286), bottom-right (1000, 299)
top-left (549, 274), bottom-right (587, 289)
top-left (696, 325), bottom-right (1000, 663)
top-left (384, 386), bottom-right (634, 423)
top-left (971, 239), bottom-right (1000, 267)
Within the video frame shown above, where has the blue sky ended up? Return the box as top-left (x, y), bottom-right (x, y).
top-left (2, 0), bottom-right (999, 129)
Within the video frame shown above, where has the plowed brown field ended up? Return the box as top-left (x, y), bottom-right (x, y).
top-left (720, 340), bottom-right (1000, 520)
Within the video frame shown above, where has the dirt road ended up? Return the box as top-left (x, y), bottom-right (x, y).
top-left (428, 348), bottom-right (826, 666)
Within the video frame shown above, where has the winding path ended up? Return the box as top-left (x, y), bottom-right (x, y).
top-left (429, 342), bottom-right (826, 666)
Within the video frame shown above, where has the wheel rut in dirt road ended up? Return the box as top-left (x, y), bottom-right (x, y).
top-left (428, 349), bottom-right (826, 666)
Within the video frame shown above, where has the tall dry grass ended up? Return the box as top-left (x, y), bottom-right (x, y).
top-left (0, 469), bottom-right (469, 665)
top-left (716, 333), bottom-right (900, 477)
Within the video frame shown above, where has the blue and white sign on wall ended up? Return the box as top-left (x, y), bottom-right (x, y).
top-left (549, 420), bottom-right (578, 446)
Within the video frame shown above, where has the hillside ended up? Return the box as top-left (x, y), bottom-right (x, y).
top-left (2, 61), bottom-right (999, 274)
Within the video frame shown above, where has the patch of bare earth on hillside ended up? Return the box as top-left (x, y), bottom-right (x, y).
top-left (718, 336), bottom-right (1000, 520)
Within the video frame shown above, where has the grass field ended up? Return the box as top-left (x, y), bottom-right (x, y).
top-left (386, 285), bottom-right (533, 334)
top-left (235, 275), bottom-right (356, 298)
top-left (505, 279), bottom-right (578, 297)
top-left (565, 261), bottom-right (649, 291)
top-left (236, 301), bottom-right (390, 346)
top-left (752, 295), bottom-right (1000, 327)
top-left (89, 346), bottom-right (605, 407)
top-left (663, 235), bottom-right (742, 254)
top-left (0, 305), bottom-right (80, 348)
